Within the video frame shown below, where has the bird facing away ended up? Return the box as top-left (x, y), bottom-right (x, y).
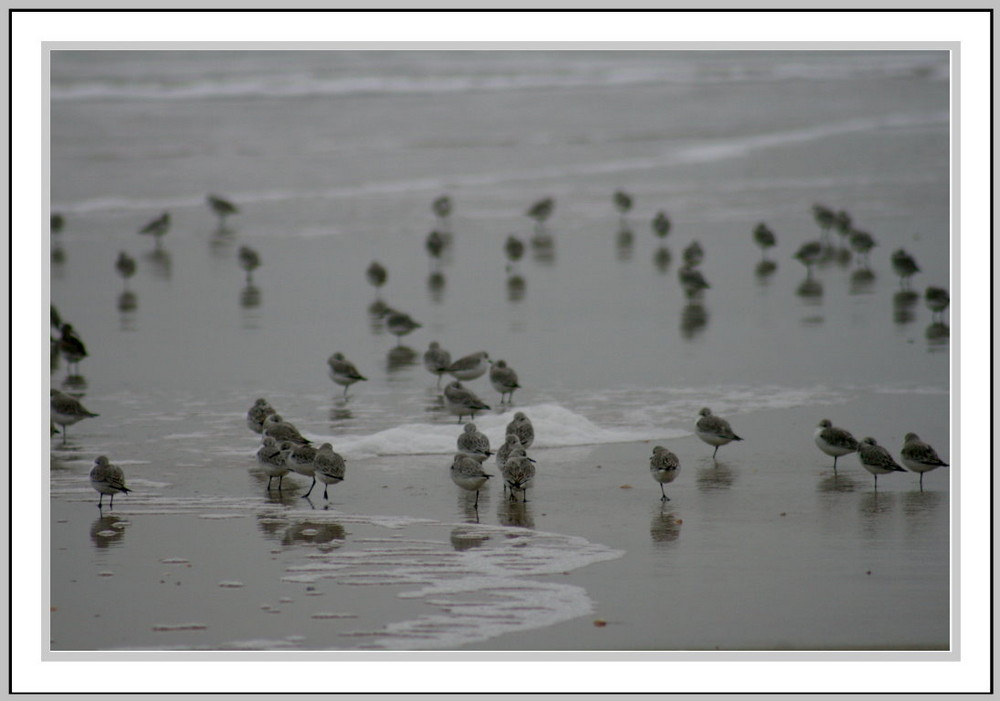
top-left (90, 456), bottom-right (130, 509)
top-left (425, 230), bottom-right (447, 260)
top-left (649, 445), bottom-right (680, 501)
top-left (495, 433), bottom-right (524, 472)
top-left (857, 437), bottom-right (906, 490)
top-left (900, 432), bottom-right (949, 491)
top-left (504, 235), bottom-right (525, 265)
top-left (327, 352), bottom-right (368, 396)
top-left (695, 408), bottom-right (743, 459)
top-left (51, 213), bottom-right (65, 234)
top-left (51, 389), bottom-right (99, 444)
top-left (814, 419), bottom-right (859, 473)
top-left (450, 452), bottom-right (492, 508)
top-left (505, 411), bottom-right (534, 449)
top-left (313, 443), bottom-right (346, 500)
top-left (457, 422), bottom-right (492, 459)
top-left (443, 381), bottom-right (491, 423)
top-left (423, 341), bottom-right (452, 387)
top-left (238, 246), bottom-right (261, 283)
top-left (678, 265), bottom-right (710, 298)
top-left (489, 359), bottom-right (520, 404)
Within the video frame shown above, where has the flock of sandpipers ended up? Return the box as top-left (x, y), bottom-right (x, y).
top-left (50, 192), bottom-right (950, 511)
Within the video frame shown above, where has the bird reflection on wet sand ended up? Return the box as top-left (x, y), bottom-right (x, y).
top-left (893, 289), bottom-right (919, 325)
top-left (143, 248), bottom-right (172, 280)
top-left (850, 267), bottom-right (876, 295)
top-left (90, 514), bottom-right (128, 549)
top-left (796, 276), bottom-right (823, 303)
top-left (652, 246), bottom-right (672, 273)
top-left (649, 508), bottom-right (682, 545)
top-left (754, 259), bottom-right (777, 283)
top-left (387, 345), bottom-right (418, 372)
top-left (696, 462), bottom-right (734, 490)
top-left (680, 302), bottom-right (708, 339)
top-left (117, 291), bottom-right (138, 331)
top-left (450, 526), bottom-right (491, 551)
top-left (427, 271), bottom-right (446, 303)
top-left (925, 322), bottom-right (949, 347)
top-left (615, 226), bottom-right (634, 261)
top-left (497, 499), bottom-right (534, 529)
top-left (281, 520), bottom-right (346, 547)
top-left (817, 472), bottom-right (858, 493)
top-left (506, 274), bottom-right (526, 303)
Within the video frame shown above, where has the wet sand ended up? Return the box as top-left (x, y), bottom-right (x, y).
top-left (49, 389), bottom-right (949, 653)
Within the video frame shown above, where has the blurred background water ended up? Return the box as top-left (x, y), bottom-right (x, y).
top-left (47, 50), bottom-right (951, 651)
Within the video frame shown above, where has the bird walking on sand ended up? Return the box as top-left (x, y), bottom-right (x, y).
top-left (386, 311), bottom-right (421, 345)
top-left (695, 408), bottom-right (743, 459)
top-left (313, 443), bottom-right (346, 500)
top-left (457, 422), bottom-right (492, 459)
top-left (649, 445), bottom-right (680, 501)
top-left (891, 249), bottom-right (920, 288)
top-left (450, 452), bottom-right (492, 508)
top-left (447, 351), bottom-right (491, 381)
top-left (652, 211), bottom-right (671, 239)
top-left (489, 359), bottom-right (520, 404)
top-left (207, 194), bottom-right (238, 226)
top-left (366, 261), bottom-right (388, 299)
top-left (505, 411), bottom-right (534, 449)
top-left (139, 212), bottom-right (170, 248)
top-left (814, 419), bottom-right (859, 473)
top-left (51, 389), bottom-right (98, 444)
top-left (115, 251), bottom-right (137, 290)
top-left (443, 381), bottom-right (490, 423)
top-left (753, 223), bottom-right (776, 261)
top-left (238, 245), bottom-right (261, 283)
top-left (423, 341), bottom-right (452, 387)
top-left (90, 456), bottom-right (130, 509)
top-left (327, 352), bottom-right (368, 397)
top-left (900, 432), bottom-right (949, 491)
top-left (857, 437), bottom-right (906, 490)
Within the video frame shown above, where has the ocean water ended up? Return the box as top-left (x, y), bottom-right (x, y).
top-left (47, 50), bottom-right (951, 652)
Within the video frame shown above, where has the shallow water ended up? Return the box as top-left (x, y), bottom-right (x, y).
top-left (47, 50), bottom-right (951, 651)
